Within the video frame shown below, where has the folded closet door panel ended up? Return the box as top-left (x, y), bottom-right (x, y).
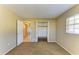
top-left (38, 27), bottom-right (47, 37)
top-left (37, 22), bottom-right (48, 38)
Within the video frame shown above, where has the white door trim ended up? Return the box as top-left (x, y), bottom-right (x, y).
top-left (47, 21), bottom-right (49, 42)
top-left (36, 20), bottom-right (38, 42)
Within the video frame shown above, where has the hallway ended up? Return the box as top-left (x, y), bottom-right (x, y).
top-left (23, 21), bottom-right (31, 42)
top-left (7, 41), bottom-right (70, 55)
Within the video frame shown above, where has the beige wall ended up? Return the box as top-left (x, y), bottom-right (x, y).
top-left (24, 18), bottom-right (56, 42)
top-left (0, 5), bottom-right (23, 54)
top-left (56, 5), bottom-right (79, 55)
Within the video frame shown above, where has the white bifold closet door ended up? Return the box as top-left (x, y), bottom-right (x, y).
top-left (37, 22), bottom-right (48, 38)
top-left (38, 27), bottom-right (48, 37)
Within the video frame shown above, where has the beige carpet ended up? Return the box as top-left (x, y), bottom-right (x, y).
top-left (7, 41), bottom-right (70, 55)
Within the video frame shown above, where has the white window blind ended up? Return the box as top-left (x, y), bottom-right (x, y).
top-left (66, 14), bottom-right (79, 34)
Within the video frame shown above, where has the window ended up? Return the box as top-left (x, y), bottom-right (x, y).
top-left (66, 14), bottom-right (79, 34)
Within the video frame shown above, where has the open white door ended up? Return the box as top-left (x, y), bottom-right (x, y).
top-left (17, 20), bottom-right (23, 46)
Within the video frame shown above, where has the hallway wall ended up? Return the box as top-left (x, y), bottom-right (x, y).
top-left (23, 23), bottom-right (29, 39)
top-left (0, 5), bottom-right (23, 54)
top-left (57, 5), bottom-right (79, 55)
top-left (24, 18), bottom-right (56, 42)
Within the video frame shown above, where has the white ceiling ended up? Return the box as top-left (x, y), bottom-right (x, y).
top-left (5, 4), bottom-right (75, 18)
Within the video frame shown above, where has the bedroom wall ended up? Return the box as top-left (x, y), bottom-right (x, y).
top-left (56, 5), bottom-right (79, 55)
top-left (0, 5), bottom-right (23, 54)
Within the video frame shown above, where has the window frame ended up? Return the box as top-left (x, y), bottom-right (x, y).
top-left (66, 14), bottom-right (79, 35)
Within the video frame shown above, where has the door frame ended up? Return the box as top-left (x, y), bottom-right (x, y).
top-left (23, 21), bottom-right (32, 42)
top-left (36, 21), bottom-right (49, 42)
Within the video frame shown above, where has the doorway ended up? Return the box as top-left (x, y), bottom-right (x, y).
top-left (17, 20), bottom-right (31, 46)
top-left (23, 21), bottom-right (31, 42)
top-left (36, 22), bottom-right (48, 42)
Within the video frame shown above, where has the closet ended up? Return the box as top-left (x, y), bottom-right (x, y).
top-left (37, 22), bottom-right (48, 42)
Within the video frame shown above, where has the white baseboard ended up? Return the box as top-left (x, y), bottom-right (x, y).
top-left (2, 46), bottom-right (16, 55)
top-left (56, 42), bottom-right (71, 55)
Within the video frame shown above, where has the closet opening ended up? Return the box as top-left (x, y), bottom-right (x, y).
top-left (36, 22), bottom-right (48, 42)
